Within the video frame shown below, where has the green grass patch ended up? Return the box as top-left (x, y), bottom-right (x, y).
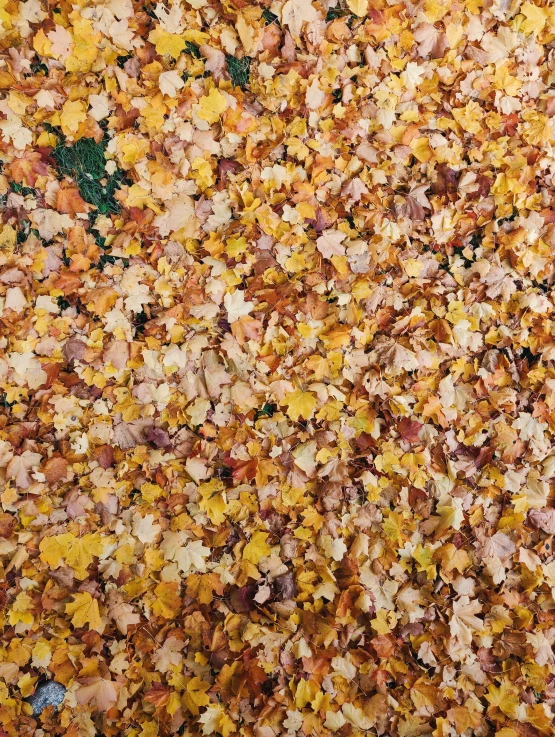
top-left (52, 137), bottom-right (126, 215)
top-left (185, 41), bottom-right (202, 59)
top-left (226, 55), bottom-right (251, 88)
top-left (261, 9), bottom-right (279, 26)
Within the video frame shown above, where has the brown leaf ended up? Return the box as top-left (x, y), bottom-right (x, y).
top-left (43, 456), bottom-right (71, 485)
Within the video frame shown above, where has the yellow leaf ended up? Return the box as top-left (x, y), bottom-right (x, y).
top-left (519, 2), bottom-right (546, 35)
top-left (382, 511), bottom-right (404, 544)
top-left (218, 712), bottom-right (236, 737)
top-left (183, 30), bottom-right (209, 44)
top-left (0, 224), bottom-right (17, 250)
top-left (436, 501), bottom-right (464, 537)
top-left (292, 677), bottom-right (319, 709)
top-left (404, 258), bottom-right (423, 277)
top-left (65, 534), bottom-right (105, 579)
top-left (33, 28), bottom-right (52, 56)
top-left (31, 640), bottom-right (52, 668)
top-left (60, 100), bottom-right (87, 135)
top-left (167, 691), bottom-right (181, 717)
top-left (371, 608), bottom-right (397, 635)
top-left (66, 592), bottom-right (103, 632)
top-left (138, 723), bottom-right (158, 737)
top-left (198, 479), bottom-right (227, 525)
top-left (522, 110), bottom-right (553, 146)
top-left (182, 676), bottom-right (210, 716)
top-left (149, 26), bottom-right (186, 59)
top-left (186, 573), bottom-right (224, 605)
top-left (242, 531), bottom-right (271, 565)
top-left (40, 532), bottom-right (105, 580)
top-left (495, 729), bottom-right (518, 737)
top-left (125, 184), bottom-right (151, 209)
top-left (197, 88), bottom-right (228, 125)
top-left (410, 136), bottom-right (433, 163)
top-left (452, 102), bottom-right (482, 135)
top-left (39, 533), bottom-right (72, 569)
top-left (282, 390), bottom-right (317, 421)
top-left (347, 0), bottom-right (368, 17)
top-left (413, 544), bottom-right (437, 580)
top-left (445, 22), bottom-right (464, 48)
top-left (9, 592), bottom-right (34, 627)
top-left (152, 581), bottom-right (181, 619)
top-left (486, 680), bottom-right (519, 719)
top-left (66, 20), bottom-right (100, 72)
top-left (141, 94), bottom-right (167, 131)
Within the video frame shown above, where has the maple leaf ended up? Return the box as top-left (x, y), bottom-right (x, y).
top-left (174, 539), bottom-right (211, 575)
top-left (66, 20), bottom-right (100, 72)
top-left (65, 593), bottom-right (103, 632)
top-left (132, 513), bottom-right (162, 544)
top-left (56, 185), bottom-right (89, 217)
top-left (10, 151), bottom-right (48, 186)
top-left (281, 0), bottom-right (318, 38)
top-left (435, 497), bottom-right (465, 537)
top-left (347, 0), bottom-right (368, 18)
top-left (200, 44), bottom-right (227, 80)
top-left (149, 26), bottom-right (186, 58)
top-left (63, 534), bottom-right (104, 578)
top-left (397, 417), bottom-right (423, 443)
top-left (449, 596), bottom-right (483, 646)
top-left (8, 591), bottom-right (34, 627)
top-left (223, 289), bottom-right (254, 322)
top-left (40, 533), bottom-right (105, 580)
top-left (519, 2), bottom-right (547, 35)
top-left (31, 641), bottom-right (53, 669)
top-left (306, 79), bottom-right (325, 110)
top-left (325, 710), bottom-right (347, 731)
top-left (48, 24), bottom-right (72, 58)
top-left (186, 572), bottom-right (224, 605)
top-left (152, 582), bottom-right (181, 619)
top-left (183, 676), bottom-right (211, 716)
top-left (370, 341), bottom-right (419, 376)
top-left (0, 116), bottom-right (32, 150)
top-left (486, 680), bottom-right (520, 719)
top-left (197, 480), bottom-right (227, 525)
top-left (316, 229), bottom-right (346, 259)
top-left (6, 451), bottom-right (42, 489)
top-left (60, 100), bottom-right (87, 135)
top-left (159, 70), bottom-right (185, 97)
top-left (281, 390), bottom-right (317, 421)
top-left (242, 531), bottom-right (271, 565)
top-left (76, 678), bottom-right (119, 711)
top-left (106, 592), bottom-right (140, 634)
top-left (342, 704), bottom-right (374, 731)
top-left (152, 636), bottom-right (186, 673)
top-left (197, 88), bottom-right (228, 125)
top-left (199, 704), bottom-right (236, 737)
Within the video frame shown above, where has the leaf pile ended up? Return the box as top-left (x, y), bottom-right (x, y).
top-left (1, 1), bottom-right (555, 737)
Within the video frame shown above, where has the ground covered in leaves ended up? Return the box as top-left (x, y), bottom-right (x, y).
top-left (1, 0), bottom-right (555, 736)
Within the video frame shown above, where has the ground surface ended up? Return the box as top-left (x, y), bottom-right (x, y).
top-left (1, 1), bottom-right (555, 737)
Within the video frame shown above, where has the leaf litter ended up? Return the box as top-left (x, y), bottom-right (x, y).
top-left (1, 1), bottom-right (555, 736)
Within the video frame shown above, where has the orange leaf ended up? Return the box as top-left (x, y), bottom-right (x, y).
top-left (10, 151), bottom-right (48, 186)
top-left (56, 186), bottom-right (89, 217)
